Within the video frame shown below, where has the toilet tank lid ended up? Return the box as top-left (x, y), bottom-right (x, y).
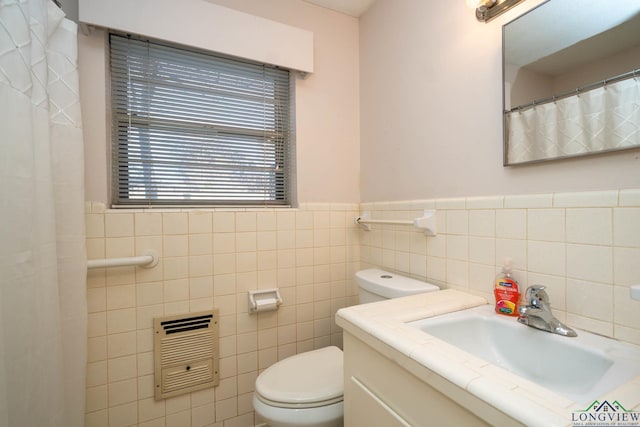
top-left (255, 346), bottom-right (343, 405)
top-left (356, 269), bottom-right (439, 299)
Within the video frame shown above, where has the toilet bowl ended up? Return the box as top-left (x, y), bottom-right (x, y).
top-left (253, 346), bottom-right (344, 427)
top-left (253, 269), bottom-right (439, 427)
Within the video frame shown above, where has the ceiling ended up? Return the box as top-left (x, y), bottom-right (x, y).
top-left (302, 0), bottom-right (376, 17)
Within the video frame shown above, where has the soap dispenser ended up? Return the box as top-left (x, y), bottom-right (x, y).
top-left (494, 258), bottom-right (520, 316)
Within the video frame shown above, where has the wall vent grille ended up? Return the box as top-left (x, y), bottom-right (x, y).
top-left (154, 309), bottom-right (219, 400)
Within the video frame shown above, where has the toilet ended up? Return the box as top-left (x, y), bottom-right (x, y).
top-left (253, 269), bottom-right (440, 427)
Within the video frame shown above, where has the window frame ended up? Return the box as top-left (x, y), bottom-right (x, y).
top-left (108, 32), bottom-right (295, 208)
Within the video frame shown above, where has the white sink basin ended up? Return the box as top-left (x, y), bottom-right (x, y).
top-left (409, 305), bottom-right (640, 404)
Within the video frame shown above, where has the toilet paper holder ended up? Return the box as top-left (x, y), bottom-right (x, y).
top-left (248, 288), bottom-right (283, 313)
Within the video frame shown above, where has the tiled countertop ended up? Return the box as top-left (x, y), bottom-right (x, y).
top-left (336, 289), bottom-right (640, 427)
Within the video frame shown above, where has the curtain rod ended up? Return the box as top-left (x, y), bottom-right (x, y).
top-left (506, 67), bottom-right (639, 114)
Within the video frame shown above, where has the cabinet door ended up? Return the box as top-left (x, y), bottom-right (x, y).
top-left (347, 376), bottom-right (411, 427)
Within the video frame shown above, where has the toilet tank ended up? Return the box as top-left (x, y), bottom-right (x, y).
top-left (355, 269), bottom-right (440, 304)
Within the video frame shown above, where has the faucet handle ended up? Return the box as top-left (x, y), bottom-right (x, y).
top-left (525, 285), bottom-right (549, 306)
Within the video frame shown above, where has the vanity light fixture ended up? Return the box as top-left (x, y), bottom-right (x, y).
top-left (467, 0), bottom-right (526, 22)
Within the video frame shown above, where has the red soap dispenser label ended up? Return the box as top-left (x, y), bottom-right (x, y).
top-left (494, 278), bottom-right (519, 316)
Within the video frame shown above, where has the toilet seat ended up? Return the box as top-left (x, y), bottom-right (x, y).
top-left (255, 392), bottom-right (343, 409)
top-left (255, 346), bottom-right (344, 409)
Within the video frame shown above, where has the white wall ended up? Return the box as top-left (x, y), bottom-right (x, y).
top-left (206, 0), bottom-right (361, 204)
top-left (359, 0), bottom-right (640, 202)
top-left (79, 0), bottom-right (360, 205)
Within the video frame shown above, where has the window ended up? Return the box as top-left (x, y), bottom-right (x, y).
top-left (109, 33), bottom-right (293, 206)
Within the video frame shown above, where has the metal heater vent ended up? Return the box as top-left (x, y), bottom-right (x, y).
top-left (153, 309), bottom-right (219, 400)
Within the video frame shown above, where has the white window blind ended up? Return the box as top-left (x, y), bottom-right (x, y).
top-left (110, 33), bottom-right (292, 206)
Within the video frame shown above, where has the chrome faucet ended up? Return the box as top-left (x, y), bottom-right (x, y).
top-left (517, 285), bottom-right (577, 337)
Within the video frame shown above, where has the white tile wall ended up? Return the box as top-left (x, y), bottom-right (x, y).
top-left (85, 189), bottom-right (640, 426)
top-left (85, 202), bottom-right (360, 427)
top-left (360, 189), bottom-right (640, 348)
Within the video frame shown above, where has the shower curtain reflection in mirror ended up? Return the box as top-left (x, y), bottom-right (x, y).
top-left (0, 1), bottom-right (87, 426)
top-left (505, 74), bottom-right (640, 164)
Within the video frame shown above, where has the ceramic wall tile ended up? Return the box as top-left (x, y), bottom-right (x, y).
top-left (566, 208), bottom-right (612, 245)
top-left (162, 212), bottom-right (188, 235)
top-left (613, 286), bottom-right (640, 329)
top-left (469, 237), bottom-right (495, 266)
top-left (107, 354), bottom-right (137, 382)
top-left (466, 195), bottom-right (503, 209)
top-left (108, 402), bottom-right (137, 426)
top-left (236, 212), bottom-right (256, 232)
top-left (495, 238), bottom-right (527, 270)
top-left (614, 247), bottom-right (640, 286)
top-left (614, 208), bottom-right (640, 247)
top-left (504, 193), bottom-right (553, 209)
top-left (446, 210), bottom-right (469, 235)
top-left (435, 198), bottom-right (466, 210)
top-left (566, 278), bottom-right (613, 322)
top-left (527, 209), bottom-right (565, 242)
top-left (135, 212), bottom-right (162, 236)
top-left (188, 211), bottom-right (212, 234)
top-left (468, 210), bottom-right (495, 237)
top-left (554, 190), bottom-right (618, 208)
top-left (619, 189), bottom-right (640, 207)
top-left (85, 385), bottom-right (107, 412)
top-left (86, 361), bottom-right (107, 388)
top-left (106, 284), bottom-right (135, 310)
top-left (105, 237), bottom-right (134, 258)
top-left (446, 235), bottom-right (468, 261)
top-left (107, 378), bottom-right (137, 407)
top-left (86, 189), bottom-right (638, 424)
top-left (189, 234), bottom-right (213, 256)
top-left (86, 214), bottom-right (105, 238)
top-left (566, 244), bottom-right (613, 284)
top-left (496, 209), bottom-right (527, 239)
top-left (105, 213), bottom-right (134, 238)
top-left (163, 234), bottom-right (188, 257)
top-left (190, 403), bottom-right (215, 427)
top-left (527, 241), bottom-right (565, 276)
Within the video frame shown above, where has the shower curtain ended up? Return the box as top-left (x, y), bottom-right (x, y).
top-left (0, 1), bottom-right (86, 426)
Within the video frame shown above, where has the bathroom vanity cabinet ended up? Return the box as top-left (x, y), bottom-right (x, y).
top-left (343, 332), bottom-right (505, 427)
top-left (337, 290), bottom-right (530, 427)
top-left (339, 289), bottom-right (640, 427)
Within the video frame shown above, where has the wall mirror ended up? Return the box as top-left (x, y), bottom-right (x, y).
top-left (503, 0), bottom-right (640, 166)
